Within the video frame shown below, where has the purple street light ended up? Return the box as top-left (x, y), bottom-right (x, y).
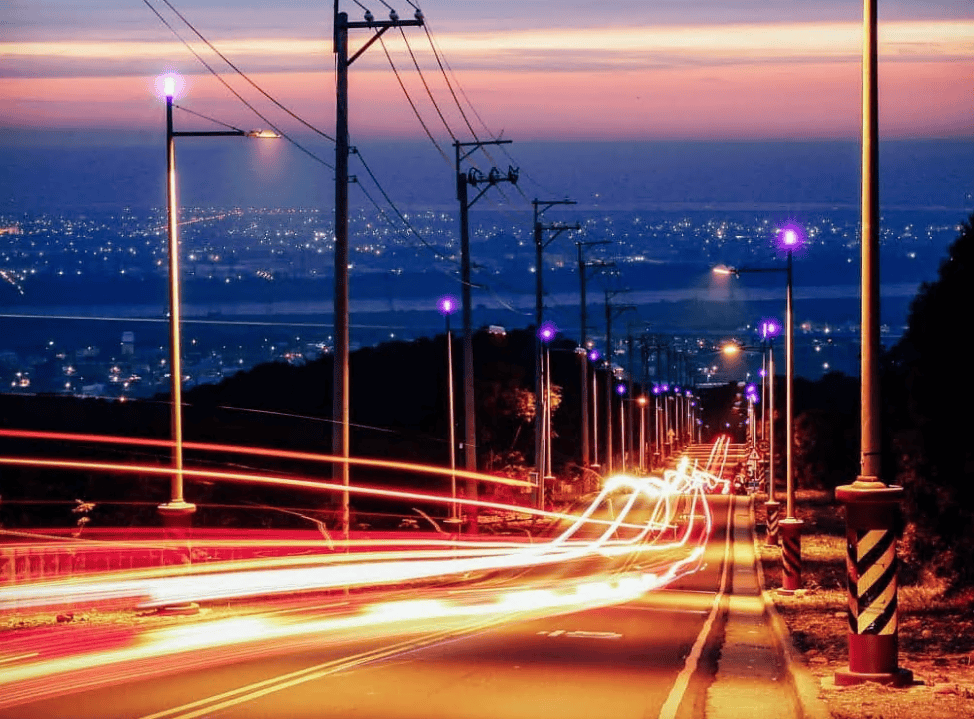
top-left (616, 382), bottom-right (627, 396)
top-left (438, 295), bottom-right (459, 316)
top-left (652, 384), bottom-right (661, 395)
top-left (777, 222), bottom-right (805, 253)
top-left (538, 321), bottom-right (558, 343)
top-left (760, 317), bottom-right (781, 340)
top-left (155, 72), bottom-right (185, 102)
top-left (438, 295), bottom-right (460, 521)
top-left (587, 348), bottom-right (601, 362)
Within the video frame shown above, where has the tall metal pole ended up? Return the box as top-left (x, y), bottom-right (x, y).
top-left (333, 8), bottom-right (351, 540)
top-left (534, 213), bottom-right (545, 506)
top-left (604, 296), bottom-right (613, 475)
top-left (162, 91), bottom-right (190, 520)
top-left (446, 315), bottom-right (457, 521)
top-left (835, 0), bottom-right (910, 686)
top-left (785, 250), bottom-right (795, 519)
top-left (591, 370), bottom-right (599, 469)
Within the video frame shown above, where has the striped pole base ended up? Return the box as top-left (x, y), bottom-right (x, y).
top-left (835, 480), bottom-right (912, 686)
top-left (765, 500), bottom-right (781, 546)
top-left (778, 517), bottom-right (803, 593)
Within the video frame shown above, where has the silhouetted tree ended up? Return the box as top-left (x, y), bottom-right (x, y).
top-left (890, 213), bottom-right (974, 587)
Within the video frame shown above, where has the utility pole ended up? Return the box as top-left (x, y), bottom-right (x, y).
top-left (603, 289), bottom-right (635, 475)
top-left (333, 2), bottom-right (424, 539)
top-left (456, 141), bottom-right (517, 530)
top-left (533, 199), bottom-right (579, 509)
top-left (576, 243), bottom-right (612, 470)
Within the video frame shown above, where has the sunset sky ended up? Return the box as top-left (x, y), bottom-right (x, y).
top-left (3, 0), bottom-right (972, 141)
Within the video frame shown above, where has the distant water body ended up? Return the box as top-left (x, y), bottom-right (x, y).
top-left (2, 134), bottom-right (972, 215)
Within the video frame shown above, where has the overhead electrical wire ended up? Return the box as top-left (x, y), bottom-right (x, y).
top-left (377, 32), bottom-right (452, 166)
top-left (398, 27), bottom-right (457, 144)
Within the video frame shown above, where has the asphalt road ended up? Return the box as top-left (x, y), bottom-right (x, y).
top-left (0, 496), bottom-right (736, 719)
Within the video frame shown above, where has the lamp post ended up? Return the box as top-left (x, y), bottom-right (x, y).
top-left (158, 74), bottom-right (277, 529)
top-left (653, 384), bottom-right (663, 468)
top-left (615, 381), bottom-right (627, 472)
top-left (537, 322), bottom-right (557, 509)
top-left (834, 0), bottom-right (911, 686)
top-left (589, 348), bottom-right (601, 471)
top-left (761, 318), bottom-right (782, 545)
top-left (438, 296), bottom-right (459, 524)
top-left (637, 395), bottom-right (647, 473)
top-left (713, 227), bottom-right (803, 589)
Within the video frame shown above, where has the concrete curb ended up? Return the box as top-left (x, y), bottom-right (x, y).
top-left (748, 498), bottom-right (833, 719)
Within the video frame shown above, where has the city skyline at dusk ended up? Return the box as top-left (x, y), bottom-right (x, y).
top-left (3, 0), bottom-right (972, 141)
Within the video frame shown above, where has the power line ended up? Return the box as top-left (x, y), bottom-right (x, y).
top-left (399, 26), bottom-right (457, 144)
top-left (377, 32), bottom-right (451, 166)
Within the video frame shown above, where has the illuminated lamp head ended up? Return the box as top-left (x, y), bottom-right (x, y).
top-left (588, 348), bottom-right (601, 362)
top-left (760, 318), bottom-right (781, 339)
top-left (155, 72), bottom-right (185, 101)
top-left (437, 295), bottom-right (459, 316)
top-left (616, 383), bottom-right (627, 396)
top-left (776, 222), bottom-right (805, 254)
top-left (538, 321), bottom-right (558, 343)
top-left (652, 385), bottom-right (661, 395)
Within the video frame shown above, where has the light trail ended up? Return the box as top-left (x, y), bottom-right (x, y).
top-left (0, 455), bottom-right (721, 708)
top-left (0, 428), bottom-right (533, 489)
top-left (0, 469), bottom-right (710, 612)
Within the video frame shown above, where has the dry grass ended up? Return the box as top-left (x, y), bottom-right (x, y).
top-left (756, 489), bottom-right (974, 719)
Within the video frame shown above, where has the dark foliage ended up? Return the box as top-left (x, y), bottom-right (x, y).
top-left (888, 213), bottom-right (974, 587)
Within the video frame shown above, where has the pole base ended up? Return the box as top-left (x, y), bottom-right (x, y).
top-left (834, 667), bottom-right (913, 687)
top-left (158, 501), bottom-right (196, 527)
top-left (779, 517), bottom-right (803, 591)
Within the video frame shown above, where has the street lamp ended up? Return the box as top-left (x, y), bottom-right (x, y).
top-left (615, 381), bottom-right (627, 472)
top-left (637, 395), bottom-right (648, 473)
top-left (438, 295), bottom-right (460, 524)
top-left (158, 73), bottom-right (275, 528)
top-left (537, 321), bottom-right (558, 508)
top-left (760, 318), bottom-right (782, 545)
top-left (588, 348), bottom-right (601, 471)
top-left (713, 226), bottom-right (803, 590)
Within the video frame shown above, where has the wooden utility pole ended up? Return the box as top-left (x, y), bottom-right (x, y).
top-left (455, 141), bottom-right (517, 530)
top-left (576, 242), bottom-right (611, 470)
top-left (333, 3), bottom-right (423, 538)
top-left (532, 200), bottom-right (578, 508)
